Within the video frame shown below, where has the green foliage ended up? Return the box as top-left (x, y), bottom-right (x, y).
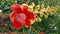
top-left (0, 0), bottom-right (60, 34)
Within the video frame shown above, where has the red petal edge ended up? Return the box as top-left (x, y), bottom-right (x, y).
top-left (12, 20), bottom-right (22, 30)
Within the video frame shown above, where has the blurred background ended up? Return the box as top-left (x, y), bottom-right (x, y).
top-left (0, 0), bottom-right (60, 34)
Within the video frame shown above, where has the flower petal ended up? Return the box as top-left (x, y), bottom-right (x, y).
top-left (23, 5), bottom-right (28, 11)
top-left (10, 12), bottom-right (16, 22)
top-left (11, 4), bottom-right (23, 13)
top-left (12, 20), bottom-right (22, 30)
top-left (24, 19), bottom-right (31, 27)
top-left (23, 8), bottom-right (36, 20)
top-left (26, 11), bottom-right (36, 20)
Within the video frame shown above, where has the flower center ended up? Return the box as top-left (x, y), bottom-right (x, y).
top-left (16, 13), bottom-right (26, 23)
top-left (19, 13), bottom-right (26, 20)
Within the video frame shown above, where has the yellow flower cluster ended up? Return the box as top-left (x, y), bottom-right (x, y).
top-left (22, 3), bottom-right (57, 22)
top-left (29, 3), bottom-right (57, 22)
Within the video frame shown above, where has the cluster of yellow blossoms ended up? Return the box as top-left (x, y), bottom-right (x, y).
top-left (22, 3), bottom-right (57, 22)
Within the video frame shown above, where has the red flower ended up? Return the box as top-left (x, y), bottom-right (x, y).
top-left (10, 4), bottom-right (36, 30)
top-left (40, 32), bottom-right (45, 34)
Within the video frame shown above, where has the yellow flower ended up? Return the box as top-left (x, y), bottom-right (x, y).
top-left (44, 11), bottom-right (49, 15)
top-left (22, 4), bottom-right (28, 6)
top-left (41, 4), bottom-right (45, 9)
top-left (49, 12), bottom-right (55, 15)
top-left (35, 5), bottom-right (40, 10)
top-left (45, 5), bottom-right (51, 13)
top-left (41, 8), bottom-right (45, 12)
top-left (30, 20), bottom-right (35, 24)
top-left (31, 2), bottom-right (35, 7)
top-left (34, 10), bottom-right (39, 13)
top-left (28, 5), bottom-right (33, 11)
top-left (44, 14), bottom-right (48, 18)
top-left (40, 12), bottom-right (44, 17)
top-left (37, 17), bottom-right (42, 22)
